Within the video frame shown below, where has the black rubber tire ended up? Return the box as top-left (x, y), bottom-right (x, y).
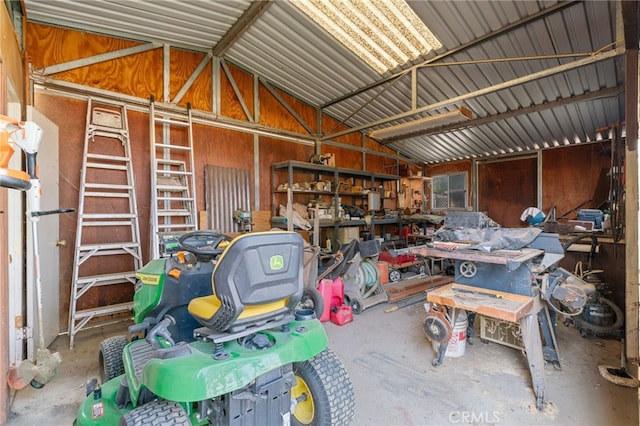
top-left (120, 400), bottom-right (190, 426)
top-left (388, 269), bottom-right (401, 282)
top-left (291, 349), bottom-right (355, 426)
top-left (348, 297), bottom-right (362, 315)
top-left (99, 335), bottom-right (128, 383)
top-left (297, 287), bottom-right (325, 320)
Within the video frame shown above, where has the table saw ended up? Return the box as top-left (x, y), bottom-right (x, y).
top-left (411, 232), bottom-right (592, 410)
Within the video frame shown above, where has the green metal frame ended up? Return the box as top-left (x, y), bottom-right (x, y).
top-left (132, 259), bottom-right (166, 323)
top-left (75, 319), bottom-right (328, 425)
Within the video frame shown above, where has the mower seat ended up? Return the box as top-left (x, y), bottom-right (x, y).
top-left (188, 231), bottom-right (304, 333)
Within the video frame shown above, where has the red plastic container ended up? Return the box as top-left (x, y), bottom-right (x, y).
top-left (330, 277), bottom-right (345, 309)
top-left (317, 277), bottom-right (346, 322)
top-left (330, 305), bottom-right (353, 326)
top-left (317, 278), bottom-right (333, 322)
top-left (379, 251), bottom-right (416, 265)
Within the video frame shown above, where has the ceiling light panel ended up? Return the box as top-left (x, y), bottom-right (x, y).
top-left (292, 0), bottom-right (442, 74)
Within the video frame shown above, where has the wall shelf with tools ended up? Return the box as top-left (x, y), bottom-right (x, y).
top-left (271, 160), bottom-right (400, 247)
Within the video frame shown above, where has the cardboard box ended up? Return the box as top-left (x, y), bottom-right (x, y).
top-left (327, 226), bottom-right (360, 244)
top-left (325, 153), bottom-right (335, 167)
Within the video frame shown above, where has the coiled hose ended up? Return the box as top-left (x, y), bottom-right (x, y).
top-left (356, 259), bottom-right (381, 298)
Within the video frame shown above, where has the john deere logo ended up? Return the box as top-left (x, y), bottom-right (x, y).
top-left (270, 255), bottom-right (284, 270)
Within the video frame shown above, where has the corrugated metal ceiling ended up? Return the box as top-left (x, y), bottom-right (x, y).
top-left (23, 0), bottom-right (624, 164)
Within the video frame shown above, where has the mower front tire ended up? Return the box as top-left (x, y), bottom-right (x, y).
top-left (119, 400), bottom-right (189, 426)
top-left (291, 349), bottom-right (355, 426)
top-left (99, 335), bottom-right (128, 382)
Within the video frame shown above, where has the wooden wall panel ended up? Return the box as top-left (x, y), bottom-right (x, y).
top-left (328, 145), bottom-right (363, 170)
top-left (478, 158), bottom-right (537, 227)
top-left (259, 84), bottom-right (316, 134)
top-left (28, 24), bottom-right (162, 99)
top-left (259, 137), bottom-right (314, 210)
top-left (365, 153), bottom-right (396, 175)
top-left (364, 135), bottom-right (397, 155)
top-left (193, 124), bottom-right (254, 213)
top-left (323, 114), bottom-right (361, 146)
top-left (171, 49), bottom-right (211, 111)
top-left (221, 63), bottom-right (254, 121)
top-left (542, 143), bottom-right (611, 217)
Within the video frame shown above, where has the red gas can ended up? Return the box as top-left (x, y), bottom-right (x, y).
top-left (330, 305), bottom-right (353, 326)
top-left (330, 277), bottom-right (345, 309)
top-left (317, 278), bottom-right (333, 322)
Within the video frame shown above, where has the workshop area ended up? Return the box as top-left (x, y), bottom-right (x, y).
top-left (1, 1), bottom-right (640, 425)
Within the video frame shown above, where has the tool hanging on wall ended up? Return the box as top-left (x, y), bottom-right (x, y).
top-left (0, 115), bottom-right (73, 389)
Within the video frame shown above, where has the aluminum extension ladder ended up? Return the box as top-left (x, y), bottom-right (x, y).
top-left (68, 98), bottom-right (142, 349)
top-left (149, 98), bottom-right (197, 258)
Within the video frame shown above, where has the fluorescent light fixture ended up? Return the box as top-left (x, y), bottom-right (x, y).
top-left (291, 0), bottom-right (442, 74)
top-left (368, 106), bottom-right (473, 140)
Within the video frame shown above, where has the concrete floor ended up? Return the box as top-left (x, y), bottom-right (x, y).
top-left (7, 300), bottom-right (638, 426)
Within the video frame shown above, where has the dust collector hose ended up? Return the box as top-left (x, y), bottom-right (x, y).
top-left (574, 297), bottom-right (624, 336)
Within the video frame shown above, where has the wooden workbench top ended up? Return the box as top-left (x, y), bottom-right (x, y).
top-left (409, 246), bottom-right (543, 266)
top-left (426, 283), bottom-right (534, 323)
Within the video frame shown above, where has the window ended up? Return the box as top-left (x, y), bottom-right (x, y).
top-left (431, 172), bottom-right (467, 210)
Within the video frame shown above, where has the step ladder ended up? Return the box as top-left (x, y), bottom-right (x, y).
top-left (68, 98), bottom-right (142, 349)
top-left (149, 98), bottom-right (197, 258)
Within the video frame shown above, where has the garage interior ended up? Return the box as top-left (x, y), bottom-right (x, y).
top-left (1, 0), bottom-right (639, 424)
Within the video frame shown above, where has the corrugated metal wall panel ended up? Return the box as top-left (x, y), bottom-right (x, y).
top-left (205, 165), bottom-right (251, 234)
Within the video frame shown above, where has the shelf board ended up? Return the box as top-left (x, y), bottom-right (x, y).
top-left (272, 160), bottom-right (399, 181)
top-left (274, 189), bottom-right (333, 195)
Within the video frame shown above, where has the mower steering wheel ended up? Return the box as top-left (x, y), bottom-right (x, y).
top-left (178, 231), bottom-right (232, 260)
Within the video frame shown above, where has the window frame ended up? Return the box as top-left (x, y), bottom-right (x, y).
top-left (430, 172), bottom-right (468, 210)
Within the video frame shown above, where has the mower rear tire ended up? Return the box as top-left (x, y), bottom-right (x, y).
top-left (291, 349), bottom-right (355, 426)
top-left (119, 400), bottom-right (189, 426)
top-left (99, 335), bottom-right (128, 382)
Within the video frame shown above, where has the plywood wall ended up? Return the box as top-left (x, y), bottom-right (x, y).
top-left (478, 157), bottom-right (537, 227)
top-left (542, 143), bottom-right (611, 215)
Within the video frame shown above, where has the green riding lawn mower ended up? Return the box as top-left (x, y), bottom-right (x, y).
top-left (74, 230), bottom-right (355, 425)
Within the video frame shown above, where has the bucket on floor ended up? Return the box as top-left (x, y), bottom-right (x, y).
top-left (432, 310), bottom-right (468, 358)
